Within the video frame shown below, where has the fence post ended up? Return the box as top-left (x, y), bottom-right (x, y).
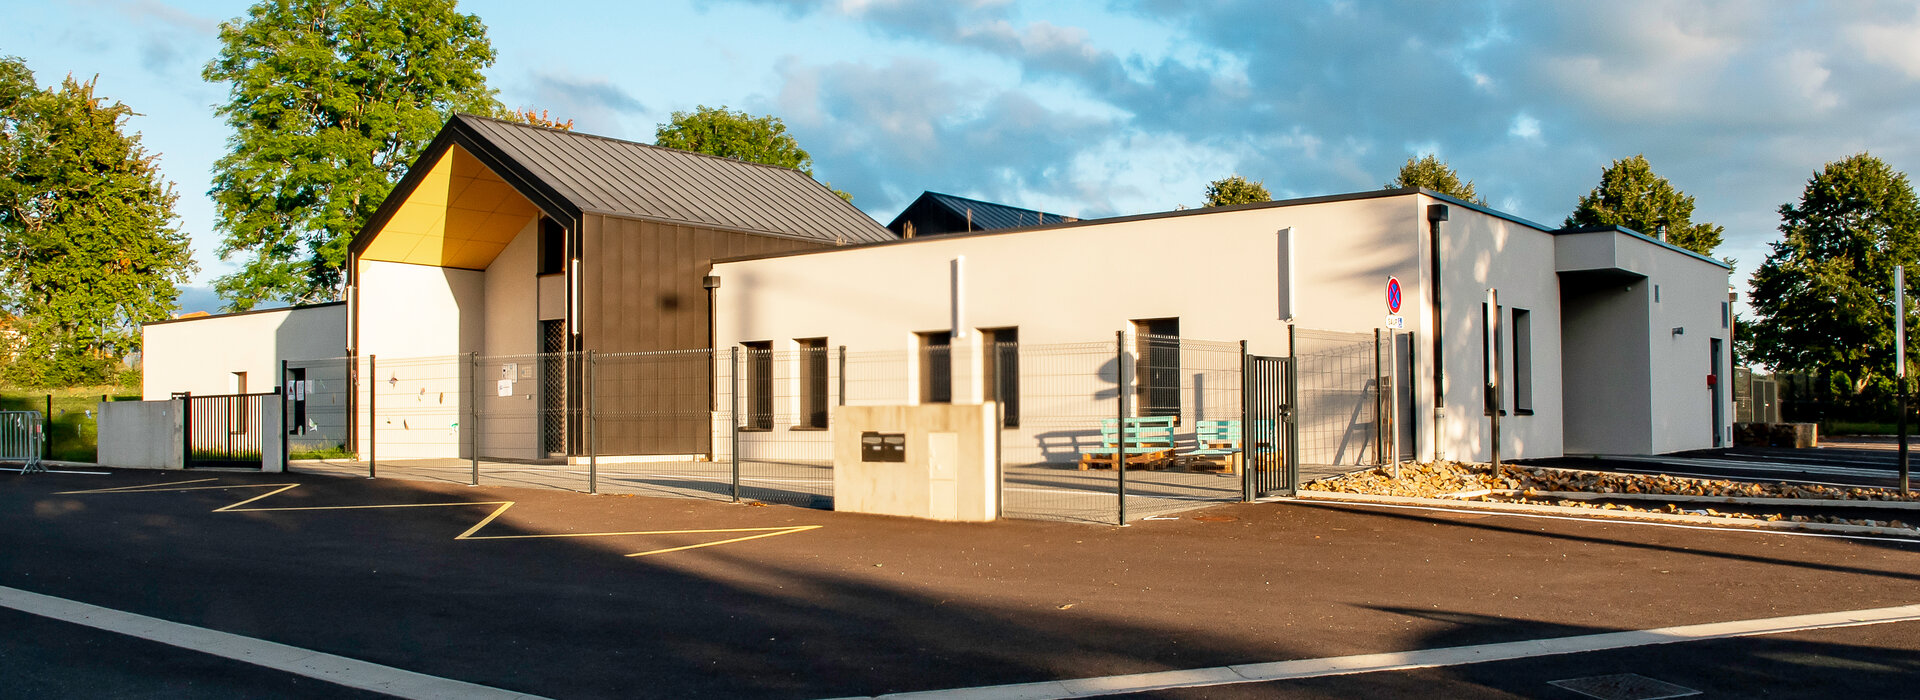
top-left (838, 345), bottom-right (848, 406)
top-left (588, 350), bottom-right (599, 495)
top-left (179, 391), bottom-right (191, 469)
top-left (367, 354), bottom-right (377, 479)
top-left (1375, 328), bottom-right (1385, 467)
top-left (1240, 340), bottom-right (1252, 502)
top-left (1286, 325), bottom-right (1298, 495)
top-left (280, 359), bottom-right (290, 472)
top-left (1115, 329), bottom-right (1128, 526)
top-left (730, 346), bottom-right (742, 503)
top-left (470, 351), bottom-right (480, 487)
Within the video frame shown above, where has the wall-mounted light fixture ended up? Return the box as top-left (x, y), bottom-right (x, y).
top-left (1673, 327), bottom-right (1686, 336)
top-left (702, 275), bottom-right (721, 290)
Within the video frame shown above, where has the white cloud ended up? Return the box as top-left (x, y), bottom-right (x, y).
top-left (1509, 113), bottom-right (1542, 142)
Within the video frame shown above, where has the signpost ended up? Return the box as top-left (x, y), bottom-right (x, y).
top-left (1900, 266), bottom-right (1910, 496)
top-left (1385, 276), bottom-right (1404, 329)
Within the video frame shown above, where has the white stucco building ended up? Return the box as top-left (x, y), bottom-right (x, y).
top-left (711, 189), bottom-right (1734, 464)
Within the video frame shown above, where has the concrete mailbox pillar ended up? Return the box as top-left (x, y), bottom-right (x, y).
top-left (832, 403), bottom-right (997, 522)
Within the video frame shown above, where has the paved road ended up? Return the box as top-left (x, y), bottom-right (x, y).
top-left (1536, 437), bottom-right (1920, 489)
top-left (4, 468), bottom-right (1918, 698)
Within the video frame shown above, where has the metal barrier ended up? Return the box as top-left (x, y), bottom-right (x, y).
top-left (0, 410), bottom-right (47, 473)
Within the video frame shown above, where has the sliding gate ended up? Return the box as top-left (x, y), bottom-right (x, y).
top-left (1243, 355), bottom-right (1300, 498)
top-left (175, 391), bottom-right (278, 469)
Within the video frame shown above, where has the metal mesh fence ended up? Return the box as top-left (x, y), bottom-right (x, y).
top-left (283, 357), bottom-right (352, 458)
top-left (1291, 329), bottom-right (1381, 482)
top-left (282, 327), bottom-right (1389, 524)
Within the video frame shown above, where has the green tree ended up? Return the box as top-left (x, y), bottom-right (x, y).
top-left (1566, 155), bottom-right (1723, 256)
top-left (1386, 154), bottom-right (1482, 204)
top-left (0, 58), bottom-right (196, 386)
top-left (654, 105), bottom-right (850, 202)
top-left (1203, 174), bottom-right (1270, 207)
top-left (205, 0), bottom-right (498, 310)
top-left (1747, 153), bottom-right (1920, 397)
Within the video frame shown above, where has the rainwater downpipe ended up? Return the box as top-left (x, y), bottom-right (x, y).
top-left (1427, 203), bottom-right (1448, 461)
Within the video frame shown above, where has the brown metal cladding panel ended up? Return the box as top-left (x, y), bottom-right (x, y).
top-left (582, 214), bottom-right (825, 456)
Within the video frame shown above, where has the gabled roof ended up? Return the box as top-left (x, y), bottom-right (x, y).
top-left (351, 114), bottom-right (892, 259)
top-left (886, 191), bottom-right (1071, 236)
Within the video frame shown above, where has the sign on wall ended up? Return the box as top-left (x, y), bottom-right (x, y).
top-left (1385, 276), bottom-right (1404, 328)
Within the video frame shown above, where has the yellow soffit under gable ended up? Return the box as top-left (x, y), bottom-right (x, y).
top-left (358, 144), bottom-right (542, 270)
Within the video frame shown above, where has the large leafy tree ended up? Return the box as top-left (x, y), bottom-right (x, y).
top-left (0, 58), bottom-right (196, 386)
top-left (1386, 154), bottom-right (1482, 204)
top-left (1203, 174), bottom-right (1270, 207)
top-left (1566, 155), bottom-right (1723, 256)
top-left (654, 106), bottom-right (850, 201)
top-left (1747, 153), bottom-right (1920, 396)
top-left (205, 0), bottom-right (498, 310)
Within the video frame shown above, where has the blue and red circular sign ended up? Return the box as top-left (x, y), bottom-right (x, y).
top-left (1386, 277), bottom-right (1402, 314)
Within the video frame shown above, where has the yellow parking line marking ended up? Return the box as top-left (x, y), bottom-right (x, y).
top-left (625, 526), bottom-right (820, 558)
top-left (63, 478), bottom-right (821, 559)
top-left (58, 478), bottom-right (224, 494)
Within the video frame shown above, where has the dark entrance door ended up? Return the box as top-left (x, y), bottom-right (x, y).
top-left (1243, 355), bottom-right (1300, 498)
top-left (1711, 338), bottom-right (1724, 447)
top-left (540, 320), bottom-right (567, 457)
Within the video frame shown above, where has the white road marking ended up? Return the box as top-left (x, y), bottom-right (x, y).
top-left (857, 603), bottom-right (1920, 699)
top-left (0, 585), bottom-right (546, 700)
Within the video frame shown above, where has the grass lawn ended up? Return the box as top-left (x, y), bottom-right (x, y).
top-left (0, 386), bottom-right (140, 462)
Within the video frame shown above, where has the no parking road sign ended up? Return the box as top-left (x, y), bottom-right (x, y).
top-left (1385, 277), bottom-right (1404, 328)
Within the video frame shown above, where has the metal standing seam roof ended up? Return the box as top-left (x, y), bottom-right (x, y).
top-left (894, 191), bottom-right (1071, 230)
top-left (455, 115), bottom-right (894, 244)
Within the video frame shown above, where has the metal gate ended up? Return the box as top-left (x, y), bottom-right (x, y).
top-left (1243, 355), bottom-right (1300, 498)
top-left (540, 320), bottom-right (568, 456)
top-left (177, 391), bottom-right (277, 469)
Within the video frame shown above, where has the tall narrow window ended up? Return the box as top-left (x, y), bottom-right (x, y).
top-left (982, 327), bottom-right (1020, 427)
top-left (537, 217), bottom-right (565, 275)
top-left (918, 331), bottom-right (952, 404)
top-left (1482, 303), bottom-right (1503, 416)
top-left (743, 341), bottom-right (773, 430)
top-left (1132, 318), bottom-right (1180, 421)
top-left (1511, 308), bottom-right (1533, 415)
top-left (797, 338), bottom-right (828, 428)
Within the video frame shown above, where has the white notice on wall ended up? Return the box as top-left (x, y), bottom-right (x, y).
top-left (501, 363), bottom-right (517, 381)
top-left (497, 379), bottom-right (514, 397)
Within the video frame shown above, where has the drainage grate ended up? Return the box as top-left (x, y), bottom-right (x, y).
top-left (1548, 673), bottom-right (1701, 700)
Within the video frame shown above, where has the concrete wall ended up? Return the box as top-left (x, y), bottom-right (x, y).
top-left (142, 304), bottom-right (346, 401)
top-left (97, 400), bottom-right (182, 469)
top-left (832, 403), bottom-right (997, 521)
top-left (1646, 246), bottom-right (1734, 454)
top-left (1561, 277), bottom-right (1653, 454)
top-left (354, 259), bottom-right (485, 459)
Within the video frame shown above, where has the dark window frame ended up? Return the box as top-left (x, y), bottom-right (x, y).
top-left (918, 331), bottom-right (953, 404)
top-left (981, 327), bottom-right (1020, 428)
top-left (1512, 308), bottom-right (1533, 416)
top-left (742, 341), bottom-right (773, 430)
top-left (537, 217), bottom-right (566, 276)
top-left (1131, 318), bottom-right (1180, 423)
top-left (797, 337), bottom-right (829, 429)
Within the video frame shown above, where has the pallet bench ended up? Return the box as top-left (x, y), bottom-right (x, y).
top-left (1079, 416), bottom-right (1177, 470)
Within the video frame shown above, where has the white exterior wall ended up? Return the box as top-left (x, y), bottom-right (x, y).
top-left (713, 192), bottom-right (1567, 465)
top-left (480, 218), bottom-right (544, 460)
top-left (142, 304), bottom-right (346, 400)
top-left (355, 259), bottom-right (484, 459)
top-left (1647, 248), bottom-right (1735, 454)
top-left (1429, 197), bottom-right (1567, 463)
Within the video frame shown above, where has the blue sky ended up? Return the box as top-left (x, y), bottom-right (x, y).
top-left (8, 0), bottom-right (1920, 314)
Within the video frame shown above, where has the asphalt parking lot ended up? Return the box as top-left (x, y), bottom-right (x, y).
top-left (4, 468), bottom-right (1919, 698)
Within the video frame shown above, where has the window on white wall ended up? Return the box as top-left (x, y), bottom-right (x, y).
top-left (918, 331), bottom-right (952, 404)
top-left (743, 341), bottom-right (772, 430)
top-left (1512, 308), bottom-right (1533, 415)
top-left (1132, 318), bottom-right (1181, 422)
top-left (982, 327), bottom-right (1019, 428)
top-left (797, 338), bottom-right (828, 429)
